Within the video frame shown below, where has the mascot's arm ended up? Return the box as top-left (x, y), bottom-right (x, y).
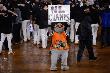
top-left (51, 33), bottom-right (59, 48)
top-left (62, 32), bottom-right (70, 50)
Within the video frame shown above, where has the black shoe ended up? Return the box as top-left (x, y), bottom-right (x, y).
top-left (76, 59), bottom-right (81, 64)
top-left (89, 57), bottom-right (97, 61)
top-left (76, 60), bottom-right (80, 64)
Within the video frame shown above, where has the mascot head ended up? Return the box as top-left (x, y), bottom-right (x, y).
top-left (54, 22), bottom-right (65, 33)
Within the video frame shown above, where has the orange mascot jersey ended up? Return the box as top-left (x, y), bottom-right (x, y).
top-left (50, 32), bottom-right (69, 50)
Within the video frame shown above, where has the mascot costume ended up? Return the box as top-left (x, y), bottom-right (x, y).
top-left (50, 22), bottom-right (69, 71)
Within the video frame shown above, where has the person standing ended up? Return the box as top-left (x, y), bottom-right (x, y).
top-left (0, 3), bottom-right (17, 54)
top-left (12, 4), bottom-right (22, 44)
top-left (32, 0), bottom-right (41, 45)
top-left (39, 5), bottom-right (48, 48)
top-left (100, 4), bottom-right (110, 47)
top-left (76, 6), bottom-right (97, 62)
top-left (90, 5), bottom-right (99, 45)
top-left (18, 1), bottom-right (31, 42)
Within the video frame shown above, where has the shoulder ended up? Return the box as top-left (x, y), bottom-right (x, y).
top-left (52, 32), bottom-right (58, 36)
top-left (62, 32), bottom-right (67, 37)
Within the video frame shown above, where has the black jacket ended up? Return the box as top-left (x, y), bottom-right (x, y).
top-left (0, 10), bottom-right (16, 34)
top-left (32, 2), bottom-right (41, 24)
top-left (39, 9), bottom-right (48, 29)
top-left (90, 7), bottom-right (99, 24)
top-left (76, 13), bottom-right (93, 40)
top-left (71, 5), bottom-right (83, 22)
top-left (19, 3), bottom-right (31, 20)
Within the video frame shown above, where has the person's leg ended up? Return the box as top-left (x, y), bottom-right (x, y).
top-left (13, 23), bottom-right (21, 43)
top-left (91, 24), bottom-right (99, 45)
top-left (27, 20), bottom-right (31, 41)
top-left (93, 32), bottom-right (97, 45)
top-left (103, 28), bottom-right (107, 46)
top-left (75, 22), bottom-right (80, 44)
top-left (12, 23), bottom-right (17, 43)
top-left (7, 33), bottom-right (13, 54)
top-left (22, 20), bottom-right (27, 42)
top-left (0, 33), bottom-right (1, 41)
top-left (40, 29), bottom-right (47, 48)
top-left (3, 38), bottom-right (8, 50)
top-left (108, 28), bottom-right (110, 45)
top-left (86, 39), bottom-right (97, 60)
top-left (45, 28), bottom-right (48, 47)
top-left (33, 24), bottom-right (37, 44)
top-left (100, 27), bottom-right (104, 47)
top-left (50, 50), bottom-right (59, 71)
top-left (33, 31), bottom-right (37, 44)
top-left (36, 27), bottom-right (40, 45)
top-left (77, 40), bottom-right (85, 62)
top-left (70, 19), bottom-right (75, 42)
top-left (0, 33), bottom-right (6, 53)
top-left (61, 50), bottom-right (69, 70)
top-left (106, 28), bottom-right (110, 46)
top-left (16, 23), bottom-right (22, 43)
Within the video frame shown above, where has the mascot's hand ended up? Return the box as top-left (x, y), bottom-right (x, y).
top-left (53, 42), bottom-right (66, 48)
top-left (60, 42), bottom-right (66, 47)
top-left (54, 44), bottom-right (60, 48)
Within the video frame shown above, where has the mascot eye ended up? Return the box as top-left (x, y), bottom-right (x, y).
top-left (60, 25), bottom-right (64, 27)
top-left (55, 25), bottom-right (64, 28)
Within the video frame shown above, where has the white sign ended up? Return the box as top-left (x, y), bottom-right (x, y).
top-left (48, 5), bottom-right (70, 23)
